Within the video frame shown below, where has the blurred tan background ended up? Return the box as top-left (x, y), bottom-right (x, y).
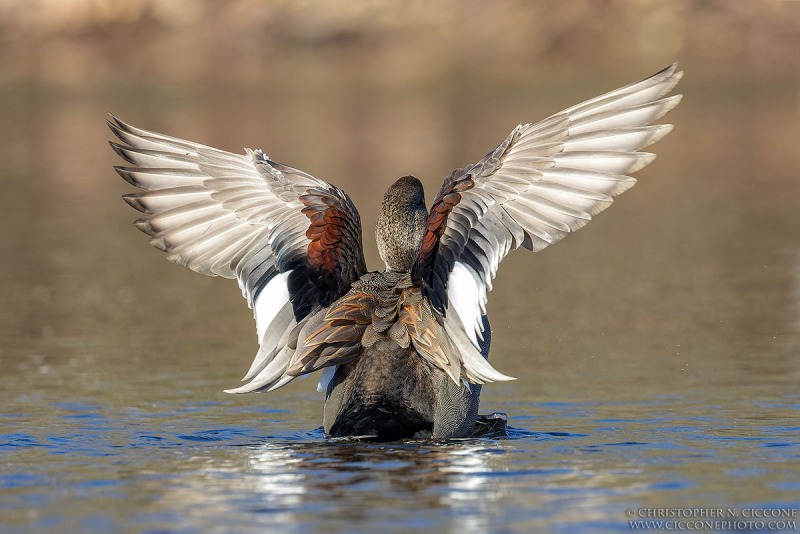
top-left (3, 0), bottom-right (800, 84)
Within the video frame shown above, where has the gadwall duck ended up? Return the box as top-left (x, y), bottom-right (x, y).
top-left (109, 64), bottom-right (682, 441)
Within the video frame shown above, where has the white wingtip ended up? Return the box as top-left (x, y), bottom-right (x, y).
top-left (316, 365), bottom-right (338, 393)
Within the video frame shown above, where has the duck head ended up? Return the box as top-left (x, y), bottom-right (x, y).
top-left (376, 176), bottom-right (428, 272)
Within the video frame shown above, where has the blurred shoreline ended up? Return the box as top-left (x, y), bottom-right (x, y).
top-left (2, 0), bottom-right (799, 88)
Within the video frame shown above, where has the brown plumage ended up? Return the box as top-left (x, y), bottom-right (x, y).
top-left (375, 176), bottom-right (428, 272)
top-left (109, 64), bottom-right (683, 440)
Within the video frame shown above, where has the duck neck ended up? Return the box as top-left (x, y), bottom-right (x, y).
top-left (376, 176), bottom-right (428, 272)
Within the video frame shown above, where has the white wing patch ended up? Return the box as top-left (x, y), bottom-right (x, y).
top-left (442, 306), bottom-right (514, 384)
top-left (447, 262), bottom-right (487, 350)
top-left (316, 365), bottom-right (338, 393)
top-left (253, 271), bottom-right (291, 343)
top-left (224, 270), bottom-right (297, 394)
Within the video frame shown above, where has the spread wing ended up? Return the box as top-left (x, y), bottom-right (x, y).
top-left (413, 64), bottom-right (683, 377)
top-left (108, 116), bottom-right (367, 393)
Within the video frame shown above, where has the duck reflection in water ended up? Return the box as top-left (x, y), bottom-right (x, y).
top-left (109, 64), bottom-right (682, 441)
top-left (158, 440), bottom-right (507, 532)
